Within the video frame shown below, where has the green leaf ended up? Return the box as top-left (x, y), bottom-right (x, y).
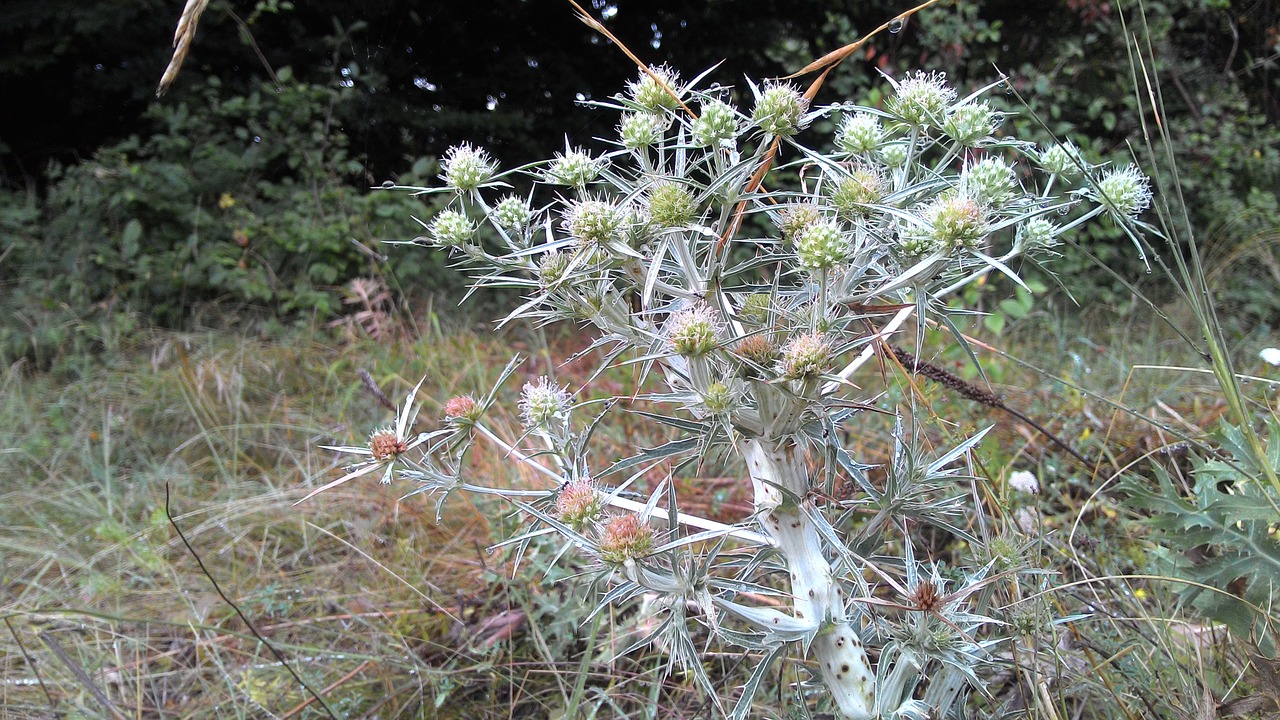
top-left (121, 219), bottom-right (142, 259)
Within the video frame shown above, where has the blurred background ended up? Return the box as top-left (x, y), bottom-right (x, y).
top-left (1, 0), bottom-right (1276, 358)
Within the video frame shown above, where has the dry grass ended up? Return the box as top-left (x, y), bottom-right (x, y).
top-left (1, 309), bottom-right (1272, 718)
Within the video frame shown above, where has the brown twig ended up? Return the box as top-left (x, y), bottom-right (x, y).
top-left (37, 630), bottom-right (127, 720)
top-left (565, 0), bottom-right (693, 117)
top-left (165, 483), bottom-right (340, 720)
top-left (6, 617), bottom-right (57, 714)
top-left (281, 660), bottom-right (373, 719)
top-left (359, 368), bottom-right (398, 412)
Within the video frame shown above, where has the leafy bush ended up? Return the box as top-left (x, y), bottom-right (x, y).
top-left (0, 69), bottom-right (460, 367)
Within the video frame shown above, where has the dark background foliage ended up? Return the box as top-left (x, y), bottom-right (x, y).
top-left (1, 0), bottom-right (1277, 366)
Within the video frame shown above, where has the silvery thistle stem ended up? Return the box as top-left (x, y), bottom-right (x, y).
top-left (742, 437), bottom-right (873, 720)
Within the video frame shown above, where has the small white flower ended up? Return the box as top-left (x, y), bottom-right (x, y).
top-left (1260, 348), bottom-right (1280, 366)
top-left (1009, 470), bottom-right (1040, 494)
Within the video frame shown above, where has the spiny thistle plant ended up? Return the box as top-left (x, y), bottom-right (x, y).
top-left (303, 63), bottom-right (1147, 718)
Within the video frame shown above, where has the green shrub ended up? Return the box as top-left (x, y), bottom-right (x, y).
top-left (0, 70), bottom-right (461, 366)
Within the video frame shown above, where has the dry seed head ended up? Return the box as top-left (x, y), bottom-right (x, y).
top-left (910, 579), bottom-right (944, 613)
top-left (780, 332), bottom-right (833, 379)
top-left (556, 478), bottom-right (604, 531)
top-left (368, 428), bottom-right (407, 462)
top-left (599, 514), bottom-right (654, 564)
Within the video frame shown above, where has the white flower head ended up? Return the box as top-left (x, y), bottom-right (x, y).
top-left (1260, 348), bottom-right (1280, 366)
top-left (1009, 470), bottom-right (1040, 495)
top-left (520, 376), bottom-right (572, 430)
top-left (441, 143), bottom-right (496, 192)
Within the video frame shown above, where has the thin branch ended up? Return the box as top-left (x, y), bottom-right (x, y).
top-left (165, 483), bottom-right (340, 720)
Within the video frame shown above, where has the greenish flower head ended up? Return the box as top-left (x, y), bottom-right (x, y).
top-left (693, 100), bottom-right (738, 147)
top-left (780, 332), bottom-right (833, 380)
top-left (944, 102), bottom-right (997, 146)
top-left (779, 203), bottom-right (822, 241)
top-left (796, 218), bottom-right (849, 269)
top-left (738, 294), bottom-right (772, 327)
top-left (830, 167), bottom-right (885, 218)
top-left (887, 71), bottom-right (956, 127)
top-left (620, 204), bottom-right (654, 248)
top-left (563, 197), bottom-right (623, 246)
top-left (700, 381), bottom-right (737, 415)
top-left (667, 304), bottom-right (720, 358)
top-left (619, 112), bottom-right (665, 149)
top-left (545, 148), bottom-right (603, 188)
top-left (441, 143), bottom-right (496, 192)
top-left (836, 112), bottom-right (884, 155)
top-left (647, 181), bottom-right (697, 228)
top-left (628, 65), bottom-right (683, 112)
top-left (926, 194), bottom-right (988, 250)
top-left (897, 229), bottom-right (941, 259)
top-left (538, 250), bottom-right (571, 287)
top-left (1017, 217), bottom-right (1059, 251)
top-left (962, 157), bottom-right (1016, 207)
top-left (1097, 164), bottom-right (1152, 218)
top-left (1038, 142), bottom-right (1085, 177)
top-left (492, 195), bottom-right (533, 230)
top-left (880, 143), bottom-right (910, 168)
top-left (430, 209), bottom-right (474, 247)
top-left (752, 81), bottom-right (809, 137)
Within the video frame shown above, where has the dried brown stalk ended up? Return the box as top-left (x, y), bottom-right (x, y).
top-left (890, 345), bottom-right (1094, 469)
top-left (156, 0), bottom-right (211, 97)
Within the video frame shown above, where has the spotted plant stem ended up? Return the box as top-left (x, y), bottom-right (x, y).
top-left (742, 438), bottom-right (873, 719)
